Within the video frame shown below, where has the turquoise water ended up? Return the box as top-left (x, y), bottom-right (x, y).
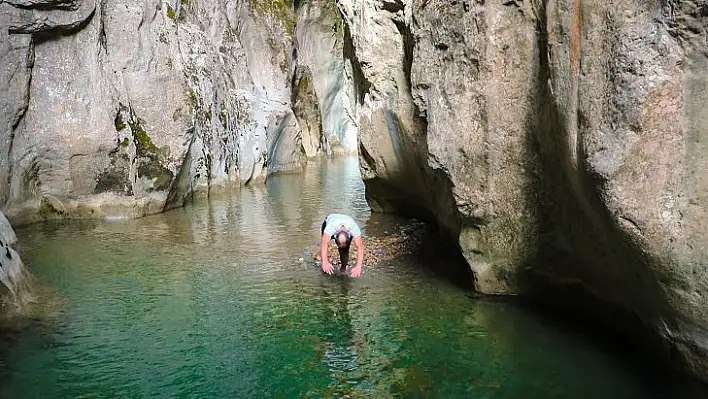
top-left (1, 157), bottom-right (703, 398)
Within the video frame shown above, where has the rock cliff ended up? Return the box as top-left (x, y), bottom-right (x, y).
top-left (342, 0), bottom-right (708, 383)
top-left (0, 0), bottom-right (353, 226)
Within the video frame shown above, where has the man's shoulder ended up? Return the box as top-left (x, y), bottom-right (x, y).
top-left (324, 214), bottom-right (361, 233)
top-left (326, 213), bottom-right (355, 223)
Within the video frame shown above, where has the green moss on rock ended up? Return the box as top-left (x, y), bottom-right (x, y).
top-left (186, 89), bottom-right (199, 109)
top-left (128, 118), bottom-right (160, 159)
top-left (39, 196), bottom-right (66, 218)
top-left (166, 3), bottom-right (176, 20)
top-left (129, 120), bottom-right (174, 191)
top-left (118, 104), bottom-right (176, 192)
top-left (322, 0), bottom-right (344, 37)
top-left (251, 0), bottom-right (296, 36)
top-left (95, 169), bottom-right (132, 195)
top-left (298, 71), bottom-right (313, 94)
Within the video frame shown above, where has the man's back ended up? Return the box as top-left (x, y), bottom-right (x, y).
top-left (323, 214), bottom-right (361, 237)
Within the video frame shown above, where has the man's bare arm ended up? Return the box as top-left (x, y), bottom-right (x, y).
top-left (321, 232), bottom-right (333, 274)
top-left (355, 237), bottom-right (364, 267)
top-left (352, 236), bottom-right (364, 277)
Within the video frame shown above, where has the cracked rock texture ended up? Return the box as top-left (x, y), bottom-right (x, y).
top-left (0, 0), bottom-right (351, 226)
top-left (341, 0), bottom-right (708, 383)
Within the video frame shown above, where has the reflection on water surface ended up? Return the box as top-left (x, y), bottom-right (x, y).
top-left (1, 157), bottom-right (704, 398)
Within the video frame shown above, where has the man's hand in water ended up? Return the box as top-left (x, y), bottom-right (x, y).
top-left (322, 260), bottom-right (334, 275)
top-left (349, 236), bottom-right (364, 278)
top-left (320, 232), bottom-right (334, 275)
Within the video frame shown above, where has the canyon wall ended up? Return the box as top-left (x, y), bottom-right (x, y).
top-left (0, 0), bottom-right (354, 227)
top-left (343, 0), bottom-right (708, 382)
top-left (3, 0), bottom-right (708, 383)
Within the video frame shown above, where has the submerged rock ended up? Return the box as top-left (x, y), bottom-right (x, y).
top-left (0, 211), bottom-right (28, 313)
top-left (311, 220), bottom-right (429, 267)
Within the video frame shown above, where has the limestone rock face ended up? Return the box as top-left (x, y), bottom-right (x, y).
top-left (342, 0), bottom-right (708, 383)
top-left (0, 0), bottom-right (306, 225)
top-left (292, 64), bottom-right (324, 158)
top-left (294, 0), bottom-right (357, 156)
top-left (538, 0), bottom-right (708, 379)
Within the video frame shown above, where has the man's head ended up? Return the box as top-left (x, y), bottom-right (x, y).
top-left (334, 230), bottom-right (351, 249)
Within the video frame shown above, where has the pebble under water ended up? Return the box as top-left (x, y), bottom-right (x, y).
top-left (1, 157), bottom-right (705, 398)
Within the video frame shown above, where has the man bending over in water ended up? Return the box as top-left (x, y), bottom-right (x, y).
top-left (320, 213), bottom-right (365, 277)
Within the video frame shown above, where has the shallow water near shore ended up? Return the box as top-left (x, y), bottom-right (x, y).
top-left (1, 156), bottom-right (705, 398)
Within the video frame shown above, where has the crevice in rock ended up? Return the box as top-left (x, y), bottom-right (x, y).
top-left (7, 2), bottom-right (79, 11)
top-left (291, 64), bottom-right (324, 157)
top-left (164, 130), bottom-right (197, 211)
top-left (29, 7), bottom-right (96, 42)
top-left (358, 140), bottom-right (377, 175)
top-left (342, 19), bottom-right (371, 105)
top-left (392, 18), bottom-right (414, 92)
top-left (14, 36), bottom-right (34, 132)
top-left (97, 2), bottom-right (107, 55)
top-left (3, 38), bottom-right (34, 209)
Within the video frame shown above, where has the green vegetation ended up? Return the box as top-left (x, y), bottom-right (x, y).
top-left (298, 71), bottom-right (313, 94)
top-left (127, 117), bottom-right (160, 159)
top-left (116, 104), bottom-right (175, 192)
top-left (322, 0), bottom-right (344, 37)
top-left (186, 89), bottom-right (199, 109)
top-left (38, 196), bottom-right (66, 218)
top-left (166, 3), bottom-right (176, 20)
top-left (178, 0), bottom-right (191, 21)
top-left (251, 0), bottom-right (296, 36)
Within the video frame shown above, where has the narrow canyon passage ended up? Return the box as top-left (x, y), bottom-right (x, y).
top-left (2, 0), bottom-right (708, 384)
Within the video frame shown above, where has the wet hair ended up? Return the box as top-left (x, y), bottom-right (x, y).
top-left (334, 231), bottom-right (352, 248)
